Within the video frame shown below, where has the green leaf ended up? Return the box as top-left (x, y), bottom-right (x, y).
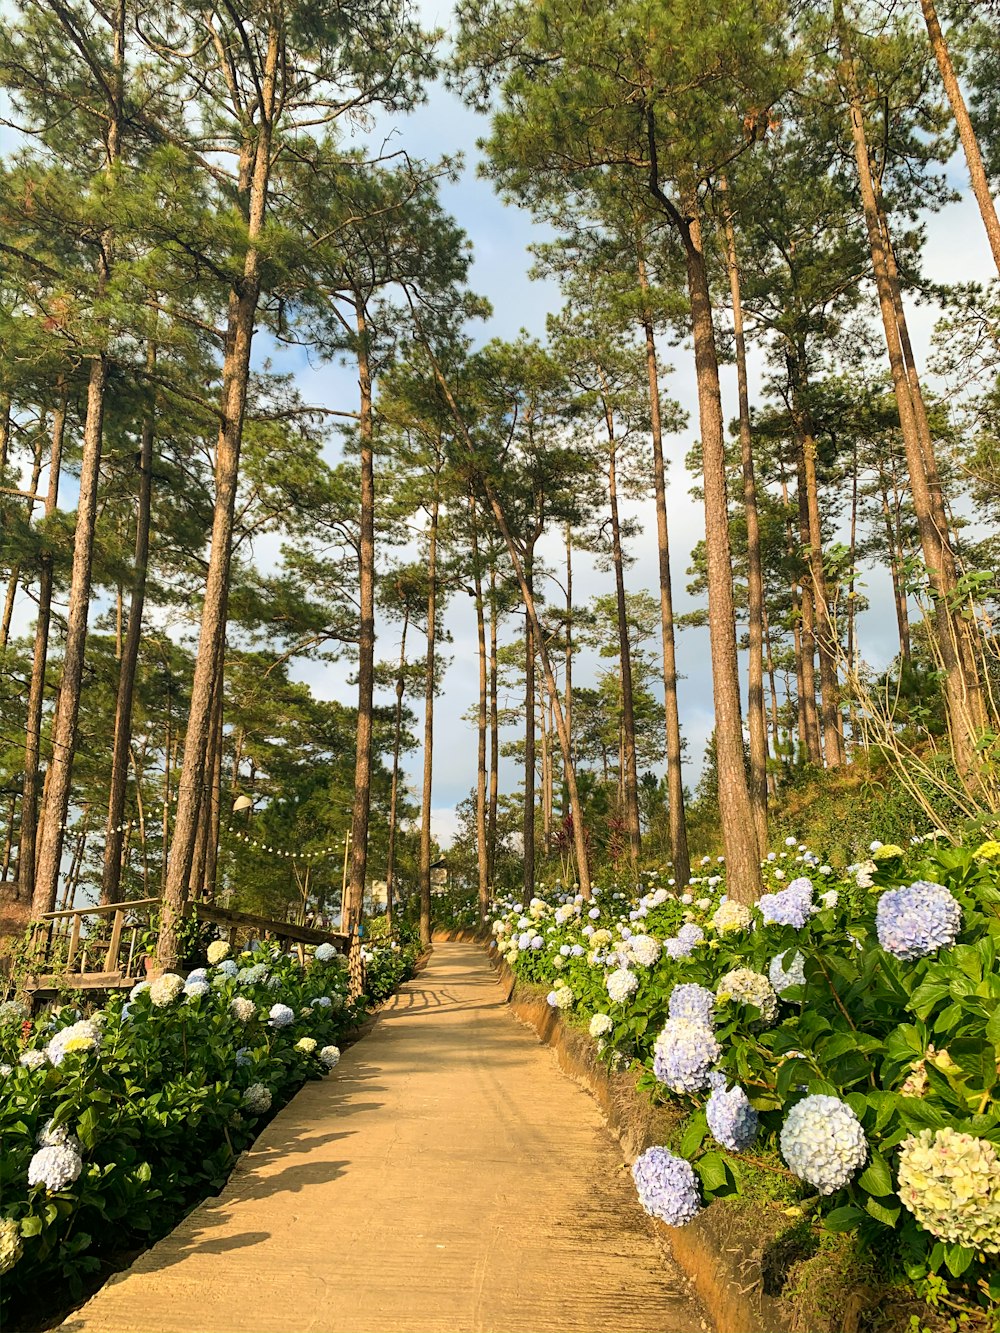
top-left (823, 1205), bottom-right (865, 1232)
top-left (864, 1196), bottom-right (900, 1227)
top-left (681, 1111), bottom-right (709, 1159)
top-left (944, 1243), bottom-right (976, 1277)
top-left (694, 1151), bottom-right (729, 1193)
top-left (858, 1153), bottom-right (893, 1196)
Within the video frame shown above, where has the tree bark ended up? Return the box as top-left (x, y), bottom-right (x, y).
top-left (32, 0), bottom-right (126, 918)
top-left (158, 20), bottom-right (281, 967)
top-left (603, 404), bottom-right (642, 864)
top-left (721, 203), bottom-right (769, 849)
top-left (470, 496), bottom-right (490, 920)
top-left (385, 606), bottom-right (409, 930)
top-left (637, 251), bottom-right (690, 888)
top-left (418, 337), bottom-right (593, 895)
top-left (834, 0), bottom-right (981, 785)
top-left (523, 579), bottom-right (536, 908)
top-left (487, 566), bottom-right (500, 884)
top-left (919, 0), bottom-right (1000, 274)
top-left (678, 193), bottom-right (761, 902)
top-left (101, 345), bottom-right (157, 903)
top-left (789, 369), bottom-right (843, 767)
top-left (344, 296), bottom-right (376, 942)
top-left (18, 393), bottom-right (66, 902)
top-left (419, 487), bottom-right (439, 946)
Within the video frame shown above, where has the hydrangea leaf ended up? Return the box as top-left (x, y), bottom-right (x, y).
top-left (858, 1153), bottom-right (893, 1197)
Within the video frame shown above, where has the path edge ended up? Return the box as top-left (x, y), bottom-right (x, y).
top-left (432, 930), bottom-right (791, 1333)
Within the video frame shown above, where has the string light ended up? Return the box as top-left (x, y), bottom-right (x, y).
top-left (229, 827), bottom-right (345, 862)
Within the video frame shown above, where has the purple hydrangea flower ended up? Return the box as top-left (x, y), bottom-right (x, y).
top-left (632, 1147), bottom-right (703, 1226)
top-left (876, 882), bottom-right (961, 960)
top-left (668, 983), bottom-right (716, 1026)
top-left (706, 1079), bottom-right (759, 1151)
top-left (759, 878), bottom-right (814, 928)
top-left (652, 1018), bottom-right (720, 1093)
top-left (665, 923), bottom-right (705, 959)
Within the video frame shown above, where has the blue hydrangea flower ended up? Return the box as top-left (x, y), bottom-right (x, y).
top-left (759, 878), bottom-right (814, 928)
top-left (769, 950), bottom-right (807, 994)
top-left (652, 1018), bottom-right (720, 1093)
top-left (706, 1079), bottom-right (758, 1151)
top-left (780, 1094), bottom-right (867, 1194)
top-left (314, 943), bottom-right (337, 963)
top-left (184, 980), bottom-right (211, 999)
top-left (632, 1147), bottom-right (703, 1227)
top-left (268, 1003), bottom-right (295, 1028)
top-left (313, 995), bottom-right (332, 1009)
top-left (186, 968), bottom-right (208, 985)
top-left (665, 923), bottom-right (705, 959)
top-left (216, 959), bottom-right (238, 978)
top-left (876, 882), bottom-right (961, 960)
top-left (129, 980), bottom-right (150, 1001)
top-left (668, 983), bottom-right (716, 1026)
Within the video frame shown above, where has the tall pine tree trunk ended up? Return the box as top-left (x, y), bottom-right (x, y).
top-left (32, 0), bottom-right (126, 918)
top-left (470, 497), bottom-right (489, 920)
top-left (18, 394), bottom-right (65, 902)
top-left (637, 251), bottom-right (690, 888)
top-left (523, 568), bottom-right (536, 908)
top-left (563, 525), bottom-right (573, 816)
top-left (676, 189), bottom-right (761, 901)
top-left (1, 430), bottom-right (43, 651)
top-left (835, 0), bottom-right (982, 785)
top-left (721, 202), bottom-right (768, 849)
top-left (919, 0), bottom-right (1000, 273)
top-left (158, 22), bottom-right (280, 967)
top-left (385, 607), bottom-right (409, 930)
top-left (604, 410), bottom-right (642, 863)
top-left (421, 343), bottom-right (593, 895)
top-left (419, 489), bottom-right (439, 947)
top-left (487, 567), bottom-right (499, 884)
top-left (101, 345), bottom-right (156, 903)
top-left (344, 297), bottom-right (376, 943)
top-left (788, 364), bottom-right (843, 767)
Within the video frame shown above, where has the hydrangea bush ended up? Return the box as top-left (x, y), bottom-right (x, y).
top-left (0, 929), bottom-right (417, 1322)
top-left (488, 838), bottom-right (1000, 1309)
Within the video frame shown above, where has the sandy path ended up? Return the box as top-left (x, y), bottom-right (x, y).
top-left (63, 942), bottom-right (708, 1333)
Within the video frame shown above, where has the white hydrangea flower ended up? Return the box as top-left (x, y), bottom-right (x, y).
top-left (207, 940), bottom-right (230, 965)
top-left (314, 942), bottom-right (337, 963)
top-left (46, 1019), bottom-right (101, 1066)
top-left (628, 935), bottom-right (661, 968)
top-left (711, 900), bottom-right (753, 935)
top-left (606, 969), bottom-right (639, 1004)
top-left (268, 1003), bottom-right (295, 1028)
top-left (230, 996), bottom-right (256, 1023)
top-left (780, 1095), bottom-right (867, 1194)
top-left (19, 1050), bottom-right (46, 1071)
top-left (319, 1045), bottom-right (341, 1069)
top-left (898, 1128), bottom-right (1000, 1253)
top-left (184, 980), bottom-right (210, 999)
top-left (589, 1013), bottom-right (613, 1038)
top-left (149, 973), bottom-right (185, 1007)
top-left (716, 968), bottom-right (778, 1026)
top-left (28, 1143), bottom-right (84, 1192)
top-left (36, 1119), bottom-right (81, 1154)
top-left (295, 1037), bottom-right (317, 1054)
top-left (242, 1082), bottom-right (272, 1115)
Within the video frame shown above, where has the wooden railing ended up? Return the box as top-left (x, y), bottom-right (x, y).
top-left (25, 897), bottom-right (350, 995)
top-left (27, 897), bottom-right (161, 993)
